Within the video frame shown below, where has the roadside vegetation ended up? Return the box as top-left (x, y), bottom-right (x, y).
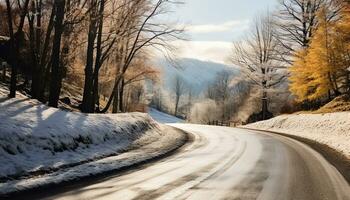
top-left (0, 0), bottom-right (183, 113)
top-left (189, 0), bottom-right (350, 125)
top-left (1, 0), bottom-right (348, 125)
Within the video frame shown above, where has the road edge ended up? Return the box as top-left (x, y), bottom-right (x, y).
top-left (240, 127), bottom-right (350, 184)
top-left (0, 125), bottom-right (191, 199)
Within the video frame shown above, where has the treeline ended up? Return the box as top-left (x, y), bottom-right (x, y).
top-left (187, 70), bottom-right (251, 125)
top-left (0, 0), bottom-right (182, 113)
top-left (230, 0), bottom-right (349, 120)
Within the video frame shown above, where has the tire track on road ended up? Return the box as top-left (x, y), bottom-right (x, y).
top-left (131, 139), bottom-right (246, 200)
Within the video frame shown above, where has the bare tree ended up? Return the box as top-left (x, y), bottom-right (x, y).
top-left (274, 0), bottom-right (339, 63)
top-left (5, 0), bottom-right (30, 98)
top-left (231, 14), bottom-right (286, 120)
top-left (48, 0), bottom-right (66, 107)
top-left (172, 75), bottom-right (186, 116)
top-left (82, 0), bottom-right (110, 113)
top-left (206, 71), bottom-right (232, 121)
top-left (27, 0), bottom-right (56, 102)
top-left (100, 0), bottom-right (183, 113)
top-left (215, 71), bottom-right (231, 121)
top-left (187, 87), bottom-right (193, 116)
top-left (118, 57), bottom-right (158, 112)
top-left (48, 0), bottom-right (89, 107)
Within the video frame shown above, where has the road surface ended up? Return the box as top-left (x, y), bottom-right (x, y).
top-left (39, 124), bottom-right (350, 200)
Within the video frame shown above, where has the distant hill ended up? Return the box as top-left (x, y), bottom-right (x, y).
top-left (155, 58), bottom-right (239, 95)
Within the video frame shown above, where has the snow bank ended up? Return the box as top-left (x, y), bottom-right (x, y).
top-left (0, 87), bottom-right (187, 195)
top-left (244, 112), bottom-right (350, 159)
top-left (148, 108), bottom-right (184, 123)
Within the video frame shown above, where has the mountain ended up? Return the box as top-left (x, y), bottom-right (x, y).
top-left (155, 58), bottom-right (239, 95)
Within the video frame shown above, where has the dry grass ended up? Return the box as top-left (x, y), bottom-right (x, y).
top-left (293, 94), bottom-right (350, 115)
top-left (315, 95), bottom-right (350, 114)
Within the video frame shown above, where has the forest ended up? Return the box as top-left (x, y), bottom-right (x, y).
top-left (190, 0), bottom-right (350, 124)
top-left (0, 0), bottom-right (182, 114)
top-left (0, 0), bottom-right (349, 124)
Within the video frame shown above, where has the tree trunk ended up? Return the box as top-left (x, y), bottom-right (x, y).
top-left (29, 0), bottom-right (43, 100)
top-left (91, 0), bottom-right (105, 112)
top-left (28, 9), bottom-right (40, 99)
top-left (82, 1), bottom-right (97, 113)
top-left (112, 86), bottom-right (119, 113)
top-left (40, 59), bottom-right (52, 102)
top-left (174, 95), bottom-right (179, 116)
top-left (9, 0), bottom-right (29, 98)
top-left (119, 77), bottom-right (125, 112)
top-left (101, 75), bottom-right (121, 113)
top-left (38, 5), bottom-right (55, 102)
top-left (48, 0), bottom-right (65, 108)
top-left (5, 0), bottom-right (16, 98)
top-left (81, 33), bottom-right (95, 112)
top-left (262, 90), bottom-right (268, 120)
top-left (100, 89), bottom-right (115, 113)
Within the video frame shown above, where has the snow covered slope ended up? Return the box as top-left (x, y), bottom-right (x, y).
top-left (0, 89), bottom-right (158, 179)
top-left (148, 108), bottom-right (184, 123)
top-left (0, 87), bottom-right (187, 195)
top-left (156, 58), bottom-right (238, 95)
top-left (245, 113), bottom-right (350, 159)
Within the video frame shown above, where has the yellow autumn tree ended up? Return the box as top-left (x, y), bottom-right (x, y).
top-left (306, 8), bottom-right (336, 100)
top-left (289, 8), bottom-right (334, 101)
top-left (336, 1), bottom-right (350, 48)
top-left (289, 4), bottom-right (350, 102)
top-left (289, 49), bottom-right (314, 101)
top-left (333, 1), bottom-right (350, 88)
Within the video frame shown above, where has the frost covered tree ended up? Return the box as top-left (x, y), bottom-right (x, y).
top-left (189, 99), bottom-right (220, 124)
top-left (172, 75), bottom-right (186, 116)
top-left (206, 71), bottom-right (232, 121)
top-left (231, 14), bottom-right (286, 120)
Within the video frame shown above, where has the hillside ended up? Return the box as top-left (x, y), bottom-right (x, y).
top-left (0, 87), bottom-right (187, 195)
top-left (155, 58), bottom-right (239, 95)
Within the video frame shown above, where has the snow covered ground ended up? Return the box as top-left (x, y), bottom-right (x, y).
top-left (0, 87), bottom-right (186, 195)
top-left (148, 108), bottom-right (184, 123)
top-left (244, 112), bottom-right (350, 159)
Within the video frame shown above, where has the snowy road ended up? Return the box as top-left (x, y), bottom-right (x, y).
top-left (33, 124), bottom-right (349, 200)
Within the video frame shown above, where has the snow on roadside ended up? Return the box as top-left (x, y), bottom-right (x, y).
top-left (0, 126), bottom-right (186, 196)
top-left (148, 108), bottom-right (184, 124)
top-left (0, 87), bottom-right (186, 195)
top-left (244, 112), bottom-right (350, 159)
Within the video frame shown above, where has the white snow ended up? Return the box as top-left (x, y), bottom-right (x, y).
top-left (0, 87), bottom-right (186, 195)
top-left (0, 126), bottom-right (185, 195)
top-left (244, 112), bottom-right (350, 159)
top-left (148, 108), bottom-right (184, 123)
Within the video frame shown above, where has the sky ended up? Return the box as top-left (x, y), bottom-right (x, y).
top-left (168, 0), bottom-right (279, 64)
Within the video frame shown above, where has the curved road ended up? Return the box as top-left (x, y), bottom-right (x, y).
top-left (43, 124), bottom-right (349, 200)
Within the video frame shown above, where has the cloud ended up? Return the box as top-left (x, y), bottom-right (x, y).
top-left (171, 40), bottom-right (233, 64)
top-left (186, 20), bottom-right (249, 34)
